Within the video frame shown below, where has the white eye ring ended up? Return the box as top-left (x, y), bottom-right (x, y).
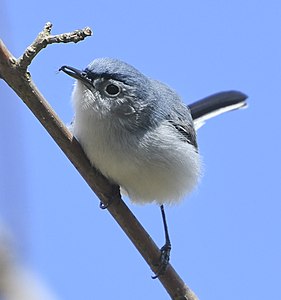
top-left (104, 83), bottom-right (121, 97)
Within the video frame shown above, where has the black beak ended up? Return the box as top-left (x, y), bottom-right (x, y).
top-left (59, 65), bottom-right (92, 87)
top-left (59, 65), bottom-right (83, 79)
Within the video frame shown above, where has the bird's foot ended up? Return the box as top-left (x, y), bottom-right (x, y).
top-left (152, 242), bottom-right (171, 279)
top-left (99, 185), bottom-right (121, 209)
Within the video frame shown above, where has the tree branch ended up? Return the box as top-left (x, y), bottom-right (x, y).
top-left (17, 22), bottom-right (92, 72)
top-left (0, 23), bottom-right (198, 300)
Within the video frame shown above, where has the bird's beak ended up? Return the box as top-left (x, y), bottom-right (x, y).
top-left (59, 65), bottom-right (83, 79)
top-left (59, 65), bottom-right (92, 87)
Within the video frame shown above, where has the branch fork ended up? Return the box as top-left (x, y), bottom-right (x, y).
top-left (17, 22), bottom-right (92, 72)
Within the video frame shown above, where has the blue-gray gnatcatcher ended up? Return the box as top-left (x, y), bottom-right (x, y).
top-left (60, 58), bottom-right (247, 278)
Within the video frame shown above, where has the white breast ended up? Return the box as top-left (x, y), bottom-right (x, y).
top-left (73, 110), bottom-right (201, 205)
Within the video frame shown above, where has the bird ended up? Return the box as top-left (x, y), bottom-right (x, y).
top-left (59, 58), bottom-right (247, 278)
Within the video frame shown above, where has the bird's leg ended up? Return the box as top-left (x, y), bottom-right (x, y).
top-left (152, 204), bottom-right (171, 279)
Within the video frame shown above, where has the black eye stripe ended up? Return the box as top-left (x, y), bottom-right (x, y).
top-left (84, 69), bottom-right (128, 84)
top-left (82, 70), bottom-right (124, 96)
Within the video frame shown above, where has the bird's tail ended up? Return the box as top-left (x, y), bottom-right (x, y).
top-left (188, 91), bottom-right (248, 130)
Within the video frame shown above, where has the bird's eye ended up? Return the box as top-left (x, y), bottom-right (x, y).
top-left (104, 83), bottom-right (121, 97)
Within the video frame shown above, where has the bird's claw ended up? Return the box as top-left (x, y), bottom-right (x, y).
top-left (99, 185), bottom-right (121, 209)
top-left (99, 201), bottom-right (109, 209)
top-left (99, 197), bottom-right (114, 209)
top-left (152, 243), bottom-right (171, 279)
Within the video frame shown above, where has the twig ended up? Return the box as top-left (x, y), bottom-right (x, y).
top-left (17, 22), bottom-right (92, 72)
top-left (0, 23), bottom-right (198, 300)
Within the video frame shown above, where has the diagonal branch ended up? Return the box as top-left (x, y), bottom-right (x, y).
top-left (0, 23), bottom-right (198, 300)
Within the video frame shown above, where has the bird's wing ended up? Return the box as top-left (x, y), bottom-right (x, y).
top-left (169, 120), bottom-right (198, 150)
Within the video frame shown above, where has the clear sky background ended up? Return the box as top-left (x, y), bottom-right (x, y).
top-left (1, 1), bottom-right (281, 299)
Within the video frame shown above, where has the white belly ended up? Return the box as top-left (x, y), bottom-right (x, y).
top-left (73, 114), bottom-right (201, 205)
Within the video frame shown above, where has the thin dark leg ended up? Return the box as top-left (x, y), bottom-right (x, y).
top-left (161, 204), bottom-right (171, 247)
top-left (152, 204), bottom-right (172, 279)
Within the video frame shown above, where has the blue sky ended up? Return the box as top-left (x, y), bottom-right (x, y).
top-left (1, 1), bottom-right (281, 299)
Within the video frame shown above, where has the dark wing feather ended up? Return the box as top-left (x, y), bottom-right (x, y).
top-left (169, 121), bottom-right (198, 151)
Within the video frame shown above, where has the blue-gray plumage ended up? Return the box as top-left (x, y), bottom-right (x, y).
top-left (60, 57), bottom-right (247, 278)
top-left (61, 58), bottom-right (201, 204)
